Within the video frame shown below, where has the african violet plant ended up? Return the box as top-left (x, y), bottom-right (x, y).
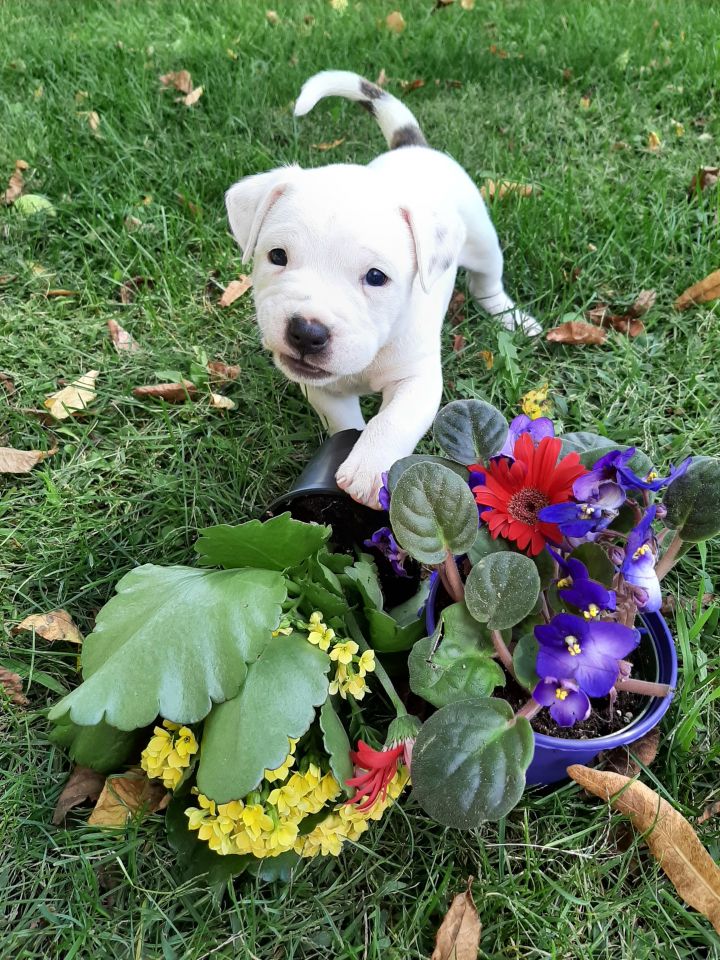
top-left (47, 513), bottom-right (425, 879)
top-left (376, 399), bottom-right (720, 830)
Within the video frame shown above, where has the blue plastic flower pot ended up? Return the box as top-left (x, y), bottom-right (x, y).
top-left (425, 577), bottom-right (677, 786)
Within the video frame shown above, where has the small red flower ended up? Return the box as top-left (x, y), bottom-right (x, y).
top-left (346, 740), bottom-right (404, 811)
top-left (470, 434), bottom-right (587, 556)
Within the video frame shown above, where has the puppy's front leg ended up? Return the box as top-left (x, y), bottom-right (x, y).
top-left (336, 366), bottom-right (442, 509)
top-left (304, 385), bottom-right (365, 434)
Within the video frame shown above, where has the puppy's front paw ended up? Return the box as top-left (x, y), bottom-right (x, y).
top-left (336, 454), bottom-right (384, 510)
top-left (502, 309), bottom-right (542, 337)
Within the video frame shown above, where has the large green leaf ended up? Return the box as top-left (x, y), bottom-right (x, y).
top-left (433, 399), bottom-right (508, 465)
top-left (48, 716), bottom-right (142, 774)
top-left (467, 525), bottom-right (510, 567)
top-left (301, 580), bottom-right (350, 619)
top-left (48, 565), bottom-right (286, 731)
top-left (663, 456), bottom-right (720, 542)
top-left (465, 553), bottom-right (540, 630)
top-left (341, 558), bottom-right (384, 611)
top-left (195, 513), bottom-right (331, 571)
top-left (320, 698), bottom-right (353, 796)
top-left (512, 632), bottom-right (540, 693)
top-left (197, 633), bottom-right (330, 802)
top-left (409, 603), bottom-right (504, 707)
top-left (390, 462), bottom-right (479, 564)
top-left (365, 607), bottom-right (426, 652)
top-left (387, 455), bottom-right (467, 492)
top-left (411, 698), bottom-right (534, 826)
top-left (559, 432), bottom-right (653, 474)
top-left (568, 542), bottom-right (615, 588)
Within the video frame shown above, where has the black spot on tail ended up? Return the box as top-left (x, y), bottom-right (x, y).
top-left (390, 124), bottom-right (428, 150)
top-left (360, 79), bottom-right (385, 100)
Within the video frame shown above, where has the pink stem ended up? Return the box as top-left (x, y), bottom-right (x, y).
top-left (443, 551), bottom-right (465, 603)
top-left (491, 629), bottom-right (516, 679)
top-left (655, 532), bottom-right (683, 580)
top-left (615, 677), bottom-right (672, 698)
top-left (515, 698), bottom-right (542, 721)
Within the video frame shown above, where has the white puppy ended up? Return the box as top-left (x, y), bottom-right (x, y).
top-left (226, 70), bottom-right (539, 508)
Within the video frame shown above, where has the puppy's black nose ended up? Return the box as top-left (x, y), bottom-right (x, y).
top-left (286, 314), bottom-right (330, 354)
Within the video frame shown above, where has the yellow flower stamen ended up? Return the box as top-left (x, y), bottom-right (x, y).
top-left (583, 603), bottom-right (600, 620)
top-left (557, 576), bottom-right (572, 589)
top-left (633, 544), bottom-right (651, 560)
top-left (564, 634), bottom-right (582, 656)
top-left (555, 688), bottom-right (569, 701)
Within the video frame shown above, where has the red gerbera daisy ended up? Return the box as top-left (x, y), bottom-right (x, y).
top-left (470, 433), bottom-right (587, 556)
top-left (346, 740), bottom-right (404, 811)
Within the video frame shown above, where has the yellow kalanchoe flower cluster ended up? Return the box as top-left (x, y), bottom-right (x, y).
top-left (305, 611), bottom-right (376, 700)
top-left (140, 719), bottom-right (198, 790)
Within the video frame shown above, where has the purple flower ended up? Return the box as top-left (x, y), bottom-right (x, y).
top-left (364, 526), bottom-right (409, 578)
top-left (539, 479), bottom-right (625, 539)
top-left (535, 613), bottom-right (640, 697)
top-left (378, 472), bottom-right (390, 511)
top-left (616, 456), bottom-right (692, 492)
top-left (552, 554), bottom-right (616, 617)
top-left (533, 677), bottom-right (591, 728)
top-left (621, 505), bottom-right (661, 612)
top-left (573, 448), bottom-right (635, 503)
top-left (499, 415), bottom-right (555, 458)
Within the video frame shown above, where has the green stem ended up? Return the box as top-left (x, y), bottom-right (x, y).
top-left (491, 629), bottom-right (516, 679)
top-left (346, 612), bottom-right (406, 717)
top-left (655, 532), bottom-right (683, 580)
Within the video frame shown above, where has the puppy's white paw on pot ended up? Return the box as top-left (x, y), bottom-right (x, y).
top-left (335, 459), bottom-right (383, 510)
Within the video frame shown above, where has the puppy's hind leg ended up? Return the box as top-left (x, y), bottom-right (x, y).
top-left (460, 191), bottom-right (541, 335)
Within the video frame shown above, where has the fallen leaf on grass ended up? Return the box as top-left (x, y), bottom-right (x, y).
top-left (159, 70), bottom-right (193, 94)
top-left (699, 802), bottom-right (720, 826)
top-left (124, 215), bottom-right (142, 232)
top-left (546, 321), bottom-right (606, 345)
top-left (119, 276), bottom-right (153, 304)
top-left (266, 9), bottom-right (280, 25)
top-left (52, 766), bottom-right (105, 825)
top-left (399, 78), bottom-right (425, 93)
top-left (376, 68), bottom-right (389, 87)
top-left (675, 270), bottom-right (720, 311)
top-left (207, 360), bottom-right (241, 384)
top-left (88, 771), bottom-right (168, 827)
top-left (586, 290), bottom-right (655, 337)
top-left (2, 159), bottom-right (29, 205)
top-left (219, 275), bottom-right (252, 307)
top-left (311, 138), bottom-right (345, 151)
top-left (688, 167), bottom-right (719, 199)
top-left (44, 371), bottom-right (99, 420)
top-left (179, 86), bottom-right (204, 107)
top-left (176, 192), bottom-right (201, 217)
top-left (479, 349), bottom-right (494, 370)
top-left (452, 333), bottom-right (466, 352)
top-left (0, 371), bottom-right (16, 395)
top-left (132, 380), bottom-right (198, 403)
top-left (386, 11), bottom-right (406, 32)
top-left (45, 289), bottom-right (78, 299)
top-left (210, 392), bottom-right (236, 410)
top-left (461, 0), bottom-right (475, 7)
top-left (446, 289), bottom-right (466, 327)
top-left (432, 877), bottom-right (482, 960)
top-left (628, 289), bottom-right (656, 317)
top-left (107, 318), bottom-right (140, 353)
top-left (480, 179), bottom-right (534, 201)
top-left (86, 111), bottom-right (101, 133)
top-left (602, 727), bottom-right (660, 778)
top-left (568, 764), bottom-right (720, 934)
top-left (0, 445), bottom-right (57, 474)
top-left (14, 609), bottom-right (83, 645)
top-left (0, 667), bottom-right (28, 706)
top-left (648, 131), bottom-right (662, 151)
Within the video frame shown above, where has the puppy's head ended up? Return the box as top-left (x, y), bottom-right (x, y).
top-left (225, 164), bottom-right (463, 386)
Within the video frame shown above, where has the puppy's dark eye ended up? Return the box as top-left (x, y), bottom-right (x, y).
top-left (268, 248), bottom-right (288, 266)
top-left (365, 268), bottom-right (388, 287)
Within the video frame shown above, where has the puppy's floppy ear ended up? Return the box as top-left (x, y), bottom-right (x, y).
top-left (225, 165), bottom-right (299, 262)
top-left (400, 204), bottom-right (466, 294)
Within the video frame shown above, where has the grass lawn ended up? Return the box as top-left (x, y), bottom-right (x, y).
top-left (2, 0), bottom-right (720, 956)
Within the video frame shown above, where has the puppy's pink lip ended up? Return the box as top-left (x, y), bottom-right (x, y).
top-left (278, 353), bottom-right (331, 380)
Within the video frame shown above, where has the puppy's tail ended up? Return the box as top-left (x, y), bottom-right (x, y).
top-left (294, 70), bottom-right (428, 150)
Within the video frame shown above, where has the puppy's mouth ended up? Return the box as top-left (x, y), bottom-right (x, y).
top-left (278, 353), bottom-right (332, 381)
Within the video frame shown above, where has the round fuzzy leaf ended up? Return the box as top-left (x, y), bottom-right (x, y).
top-left (365, 607), bottom-right (426, 652)
top-left (390, 462), bottom-right (479, 564)
top-left (320, 698), bottom-right (353, 796)
top-left (512, 632), bottom-right (540, 693)
top-left (196, 632), bottom-right (330, 802)
top-left (387, 455), bottom-right (466, 493)
top-left (568, 543), bottom-right (615, 588)
top-left (468, 525), bottom-right (510, 567)
top-left (663, 457), bottom-right (720, 542)
top-left (433, 399), bottom-right (508, 465)
top-left (195, 512), bottom-right (330, 571)
top-left (409, 603), bottom-right (504, 707)
top-left (411, 698), bottom-right (534, 826)
top-left (465, 553), bottom-right (540, 630)
top-left (48, 565), bottom-right (286, 730)
top-left (559, 432), bottom-right (653, 474)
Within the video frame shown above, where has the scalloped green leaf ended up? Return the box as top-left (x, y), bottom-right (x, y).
top-left (196, 632), bottom-right (330, 802)
top-left (433, 399), bottom-right (508, 465)
top-left (568, 542), bottom-right (616, 588)
top-left (48, 716), bottom-right (142, 774)
top-left (512, 632), bottom-right (541, 693)
top-left (387, 579), bottom-right (431, 627)
top-left (390, 462), bottom-right (479, 564)
top-left (409, 603), bottom-right (504, 707)
top-left (341, 558), bottom-right (384, 611)
top-left (559, 433), bottom-right (653, 474)
top-left (468, 525), bottom-right (510, 567)
top-left (365, 607), bottom-right (426, 652)
top-left (387, 455), bottom-right (467, 493)
top-left (663, 456), bottom-right (720, 542)
top-left (301, 580), bottom-right (350, 620)
top-left (411, 698), bottom-right (534, 826)
top-left (465, 553), bottom-right (540, 630)
top-left (320, 698), bottom-right (353, 796)
top-left (195, 512), bottom-right (331, 571)
top-left (48, 565), bottom-right (286, 731)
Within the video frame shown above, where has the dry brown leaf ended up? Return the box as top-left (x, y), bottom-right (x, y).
top-left (88, 771), bottom-right (168, 827)
top-left (0, 667), bottom-right (28, 706)
top-left (647, 130), bottom-right (662, 151)
top-left (586, 293), bottom-right (652, 337)
top-left (176, 192), bottom-right (201, 217)
top-left (266, 9), bottom-right (280, 24)
top-left (479, 349), bottom-right (494, 370)
top-left (480, 180), bottom-right (534, 201)
top-left (698, 802), bottom-right (720, 826)
top-left (119, 275), bottom-right (153, 304)
top-left (568, 765), bottom-right (720, 934)
top-left (44, 371), bottom-right (99, 420)
top-left (580, 96), bottom-right (591, 109)
top-left (311, 138), bottom-right (346, 151)
top-left (0, 371), bottom-right (16, 395)
top-left (603, 727), bottom-right (660, 778)
top-left (460, 0), bottom-right (475, 7)
top-left (688, 167), bottom-right (719, 199)
top-left (180, 86), bottom-right (204, 107)
top-left (376, 68), bottom-right (389, 87)
top-left (446, 290), bottom-right (466, 327)
top-left (124, 215), bottom-right (142, 232)
top-left (586, 303), bottom-right (610, 326)
top-left (159, 70), bottom-right (193, 94)
top-left (132, 380), bottom-right (198, 403)
top-left (611, 317), bottom-right (645, 337)
top-left (210, 392), bottom-right (236, 411)
top-left (207, 360), bottom-right (241, 384)
top-left (675, 269), bottom-right (720, 310)
top-left (452, 333), bottom-right (466, 353)
top-left (87, 111), bottom-right (100, 132)
top-left (2, 159), bottom-right (29, 205)
top-left (0, 445), bottom-right (57, 474)
top-left (45, 289), bottom-right (78, 298)
top-left (52, 766), bottom-right (105, 825)
top-left (400, 79), bottom-right (425, 93)
top-left (386, 10), bottom-right (406, 32)
top-left (14, 608), bottom-right (83, 645)
top-left (219, 275), bottom-right (252, 307)
top-left (107, 318), bottom-right (140, 353)
top-left (628, 289), bottom-right (657, 317)
top-left (546, 321), bottom-right (607, 345)
top-left (432, 878), bottom-right (482, 960)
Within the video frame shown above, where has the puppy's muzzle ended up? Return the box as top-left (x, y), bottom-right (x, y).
top-left (285, 314), bottom-right (331, 356)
